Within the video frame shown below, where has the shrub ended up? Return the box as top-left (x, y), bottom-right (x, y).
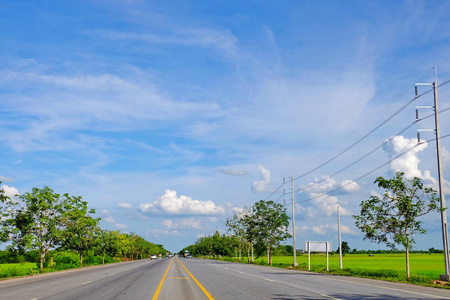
top-left (52, 251), bottom-right (79, 269)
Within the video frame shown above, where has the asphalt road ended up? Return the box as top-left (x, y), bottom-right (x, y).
top-left (1, 257), bottom-right (449, 300)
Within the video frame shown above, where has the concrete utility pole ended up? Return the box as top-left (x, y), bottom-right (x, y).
top-left (291, 176), bottom-right (298, 267)
top-left (250, 205), bottom-right (254, 262)
top-left (337, 205), bottom-right (343, 269)
top-left (416, 66), bottom-right (450, 281)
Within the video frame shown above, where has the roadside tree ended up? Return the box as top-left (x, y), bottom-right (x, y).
top-left (60, 195), bottom-right (100, 267)
top-left (337, 241), bottom-right (351, 255)
top-left (353, 171), bottom-right (442, 279)
top-left (11, 187), bottom-right (64, 271)
top-left (247, 200), bottom-right (291, 265)
top-left (226, 208), bottom-right (253, 263)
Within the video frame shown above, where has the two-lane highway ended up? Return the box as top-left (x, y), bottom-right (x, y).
top-left (1, 257), bottom-right (449, 299)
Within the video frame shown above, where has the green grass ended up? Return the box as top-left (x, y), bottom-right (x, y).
top-left (0, 263), bottom-right (39, 278)
top-left (229, 253), bottom-right (449, 287)
top-left (265, 253), bottom-right (445, 277)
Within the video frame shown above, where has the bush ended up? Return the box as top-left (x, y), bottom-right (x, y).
top-left (83, 255), bottom-right (103, 266)
top-left (52, 251), bottom-right (79, 269)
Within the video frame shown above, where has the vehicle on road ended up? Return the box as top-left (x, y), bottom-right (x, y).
top-left (151, 254), bottom-right (157, 259)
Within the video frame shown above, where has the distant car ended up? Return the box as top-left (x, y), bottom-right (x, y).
top-left (186, 255), bottom-right (192, 258)
top-left (151, 254), bottom-right (157, 259)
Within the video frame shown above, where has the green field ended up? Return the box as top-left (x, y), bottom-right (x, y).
top-left (0, 263), bottom-right (39, 278)
top-left (244, 253), bottom-right (448, 284)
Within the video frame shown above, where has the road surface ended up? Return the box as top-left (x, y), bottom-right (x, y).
top-left (0, 257), bottom-right (449, 299)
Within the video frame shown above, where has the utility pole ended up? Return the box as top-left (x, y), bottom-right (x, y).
top-left (291, 175), bottom-right (298, 267)
top-left (250, 205), bottom-right (254, 262)
top-left (337, 205), bottom-right (343, 269)
top-left (416, 66), bottom-right (450, 281)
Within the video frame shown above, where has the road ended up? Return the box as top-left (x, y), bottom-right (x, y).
top-left (0, 257), bottom-right (449, 300)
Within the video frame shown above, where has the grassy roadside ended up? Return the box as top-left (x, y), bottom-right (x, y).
top-left (212, 254), bottom-right (450, 289)
top-left (0, 263), bottom-right (40, 278)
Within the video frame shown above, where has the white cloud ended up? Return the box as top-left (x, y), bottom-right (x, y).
top-left (299, 176), bottom-right (354, 218)
top-left (147, 228), bottom-right (182, 238)
top-left (179, 218), bottom-right (202, 230)
top-left (383, 136), bottom-right (431, 180)
top-left (304, 176), bottom-right (337, 194)
top-left (93, 27), bottom-right (238, 55)
top-left (312, 224), bottom-right (330, 235)
top-left (140, 189), bottom-right (225, 215)
top-left (162, 219), bottom-right (176, 229)
top-left (100, 210), bottom-right (128, 229)
top-left (0, 185), bottom-right (19, 198)
top-left (309, 194), bottom-right (351, 217)
top-left (331, 224), bottom-right (359, 236)
top-left (299, 224), bottom-right (358, 236)
top-left (252, 164), bottom-right (273, 193)
top-left (0, 175), bottom-right (13, 182)
top-left (118, 202), bottom-right (132, 209)
top-left (340, 180), bottom-right (360, 193)
top-left (217, 167), bottom-right (249, 176)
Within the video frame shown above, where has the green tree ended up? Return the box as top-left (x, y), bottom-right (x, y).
top-left (60, 195), bottom-right (100, 267)
top-left (94, 229), bottom-right (120, 264)
top-left (12, 187), bottom-right (64, 271)
top-left (247, 200), bottom-right (291, 265)
top-left (226, 208), bottom-right (253, 263)
top-left (353, 171), bottom-right (442, 279)
top-left (337, 241), bottom-right (351, 254)
top-left (0, 182), bottom-right (14, 243)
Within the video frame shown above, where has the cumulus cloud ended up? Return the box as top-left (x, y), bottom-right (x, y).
top-left (340, 180), bottom-right (360, 193)
top-left (383, 136), bottom-right (433, 180)
top-left (217, 167), bottom-right (249, 176)
top-left (299, 176), bottom-right (355, 218)
top-left (118, 202), bottom-right (132, 209)
top-left (0, 184), bottom-right (19, 199)
top-left (252, 164), bottom-right (273, 193)
top-left (140, 189), bottom-right (225, 215)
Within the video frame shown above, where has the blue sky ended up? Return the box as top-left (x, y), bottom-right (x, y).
top-left (1, 0), bottom-right (450, 253)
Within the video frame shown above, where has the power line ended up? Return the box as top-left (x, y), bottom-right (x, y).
top-left (292, 134), bottom-right (450, 206)
top-left (260, 77), bottom-right (450, 204)
top-left (303, 67), bottom-right (436, 168)
top-left (292, 105), bottom-right (450, 194)
top-left (290, 79), bottom-right (450, 183)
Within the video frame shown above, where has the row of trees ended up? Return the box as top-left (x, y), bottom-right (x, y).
top-left (180, 172), bottom-right (442, 281)
top-left (0, 183), bottom-right (166, 271)
top-left (181, 200), bottom-right (292, 265)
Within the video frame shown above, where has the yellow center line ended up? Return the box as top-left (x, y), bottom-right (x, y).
top-left (151, 258), bottom-right (173, 300)
top-left (178, 258), bottom-right (215, 300)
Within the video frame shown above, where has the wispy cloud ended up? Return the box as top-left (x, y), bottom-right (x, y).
top-left (217, 167), bottom-right (249, 176)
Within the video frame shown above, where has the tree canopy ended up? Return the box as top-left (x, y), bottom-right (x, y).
top-left (353, 171), bottom-right (442, 279)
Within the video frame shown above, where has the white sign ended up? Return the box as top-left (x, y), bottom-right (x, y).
top-left (305, 241), bottom-right (332, 271)
top-left (304, 241), bottom-right (332, 253)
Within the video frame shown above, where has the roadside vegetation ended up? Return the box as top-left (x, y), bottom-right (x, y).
top-left (0, 182), bottom-right (167, 279)
top-left (180, 173), bottom-right (448, 287)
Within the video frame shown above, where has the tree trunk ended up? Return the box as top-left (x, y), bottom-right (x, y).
top-left (80, 253), bottom-right (83, 267)
top-left (40, 252), bottom-right (45, 272)
top-left (102, 253), bottom-right (105, 265)
top-left (406, 243), bottom-right (410, 280)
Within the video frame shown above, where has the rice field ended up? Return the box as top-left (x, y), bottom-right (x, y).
top-left (248, 253), bottom-right (447, 281)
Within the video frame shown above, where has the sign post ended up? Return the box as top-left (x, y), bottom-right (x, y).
top-left (305, 241), bottom-right (332, 271)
